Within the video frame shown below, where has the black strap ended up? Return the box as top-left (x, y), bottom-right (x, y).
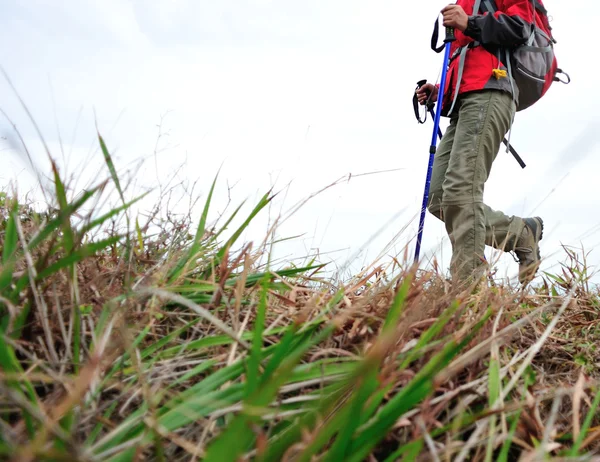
top-left (428, 108), bottom-right (444, 141)
top-left (413, 80), bottom-right (427, 124)
top-left (554, 68), bottom-right (571, 84)
top-left (506, 142), bottom-right (526, 169)
top-left (481, 0), bottom-right (547, 16)
top-left (481, 0), bottom-right (497, 14)
top-left (534, 0), bottom-right (547, 16)
top-left (413, 80), bottom-right (435, 124)
top-left (431, 19), bottom-right (445, 53)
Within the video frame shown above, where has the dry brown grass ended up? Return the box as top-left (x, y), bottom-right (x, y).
top-left (1, 182), bottom-right (600, 461)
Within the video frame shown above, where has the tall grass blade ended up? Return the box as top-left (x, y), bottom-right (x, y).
top-left (486, 347), bottom-right (501, 461)
top-left (321, 369), bottom-right (380, 462)
top-left (0, 335), bottom-right (37, 435)
top-left (51, 159), bottom-right (74, 253)
top-left (168, 173), bottom-right (218, 282)
top-left (497, 408), bottom-right (523, 462)
top-left (383, 440), bottom-right (424, 462)
top-left (570, 387), bottom-right (600, 456)
top-left (26, 187), bottom-right (99, 251)
top-left (98, 133), bottom-right (124, 204)
top-left (247, 273), bottom-right (269, 397)
top-left (80, 193), bottom-right (149, 236)
top-left (239, 264), bottom-right (325, 288)
top-left (348, 309), bottom-right (493, 461)
top-left (215, 191), bottom-right (272, 263)
top-left (35, 236), bottom-right (121, 280)
top-left (0, 199), bottom-right (19, 293)
top-left (356, 301), bottom-right (461, 432)
top-left (382, 273), bottom-right (413, 334)
top-left (204, 321), bottom-right (338, 461)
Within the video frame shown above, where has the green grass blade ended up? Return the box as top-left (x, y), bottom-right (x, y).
top-left (0, 334), bottom-right (37, 435)
top-left (51, 159), bottom-right (74, 253)
top-left (171, 360), bottom-right (246, 404)
top-left (239, 264), bottom-right (326, 288)
top-left (355, 301), bottom-right (462, 430)
top-left (288, 360), bottom-right (355, 383)
top-left (80, 193), bottom-right (149, 236)
top-left (497, 408), bottom-right (523, 462)
top-left (158, 385), bottom-right (245, 432)
top-left (259, 324), bottom-right (301, 384)
top-left (85, 400), bottom-right (119, 446)
top-left (36, 236), bottom-right (121, 280)
top-left (382, 273), bottom-right (413, 334)
top-left (383, 440), bottom-right (424, 462)
top-left (27, 187), bottom-right (99, 251)
top-left (348, 309), bottom-right (493, 461)
top-left (98, 133), bottom-right (124, 203)
top-left (204, 321), bottom-right (338, 461)
top-left (485, 351), bottom-right (501, 462)
top-left (0, 442), bottom-right (14, 458)
top-left (0, 199), bottom-right (19, 293)
top-left (98, 132), bottom-right (133, 272)
top-left (137, 318), bottom-right (202, 362)
top-left (154, 325), bottom-right (289, 361)
top-left (259, 382), bottom-right (349, 461)
top-left (135, 217), bottom-right (143, 254)
top-left (294, 391), bottom-right (355, 462)
top-left (168, 359), bottom-right (218, 389)
top-left (168, 173), bottom-right (218, 282)
top-left (73, 305), bottom-right (81, 372)
top-left (215, 192), bottom-right (272, 262)
top-left (106, 447), bottom-right (136, 462)
top-left (321, 370), bottom-right (380, 462)
top-left (94, 362), bottom-right (246, 454)
top-left (399, 300), bottom-right (461, 369)
top-left (570, 387), bottom-right (600, 456)
top-left (8, 301), bottom-right (31, 340)
top-left (211, 201), bottom-right (245, 242)
top-left (102, 325), bottom-right (153, 385)
top-left (92, 304), bottom-right (113, 343)
top-left (247, 274), bottom-right (269, 397)
top-left (2, 199), bottom-right (18, 264)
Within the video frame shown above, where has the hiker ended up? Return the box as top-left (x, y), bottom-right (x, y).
top-left (416, 1), bottom-right (547, 285)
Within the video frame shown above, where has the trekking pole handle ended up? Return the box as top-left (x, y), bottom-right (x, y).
top-left (445, 27), bottom-right (456, 43)
top-left (416, 79), bottom-right (436, 112)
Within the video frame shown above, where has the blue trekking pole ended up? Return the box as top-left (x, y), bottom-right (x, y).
top-left (414, 24), bottom-right (455, 263)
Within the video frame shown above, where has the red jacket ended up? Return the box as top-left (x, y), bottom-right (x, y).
top-left (442, 0), bottom-right (549, 114)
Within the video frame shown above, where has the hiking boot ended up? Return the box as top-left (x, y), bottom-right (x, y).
top-left (514, 217), bottom-right (544, 284)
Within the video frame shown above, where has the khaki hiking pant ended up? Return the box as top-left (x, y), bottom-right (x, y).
top-left (427, 90), bottom-right (526, 282)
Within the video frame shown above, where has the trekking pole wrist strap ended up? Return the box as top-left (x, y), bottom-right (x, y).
top-left (413, 80), bottom-right (435, 124)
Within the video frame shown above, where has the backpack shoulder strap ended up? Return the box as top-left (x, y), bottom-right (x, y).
top-left (480, 0), bottom-right (497, 14)
top-left (534, 1), bottom-right (547, 16)
top-left (482, 0), bottom-right (550, 22)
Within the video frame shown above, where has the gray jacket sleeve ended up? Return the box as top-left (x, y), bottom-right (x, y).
top-left (464, 12), bottom-right (531, 46)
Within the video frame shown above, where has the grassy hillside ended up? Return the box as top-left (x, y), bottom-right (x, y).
top-left (0, 133), bottom-right (599, 461)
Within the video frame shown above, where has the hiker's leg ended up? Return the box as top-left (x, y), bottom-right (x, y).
top-left (478, 94), bottom-right (526, 250)
top-left (484, 205), bottom-right (526, 250)
top-left (427, 117), bottom-right (457, 221)
top-left (441, 90), bottom-right (516, 282)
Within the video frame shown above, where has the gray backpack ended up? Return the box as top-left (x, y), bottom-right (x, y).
top-left (448, 0), bottom-right (570, 115)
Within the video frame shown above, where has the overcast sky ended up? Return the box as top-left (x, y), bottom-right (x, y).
top-left (1, 1), bottom-right (598, 285)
